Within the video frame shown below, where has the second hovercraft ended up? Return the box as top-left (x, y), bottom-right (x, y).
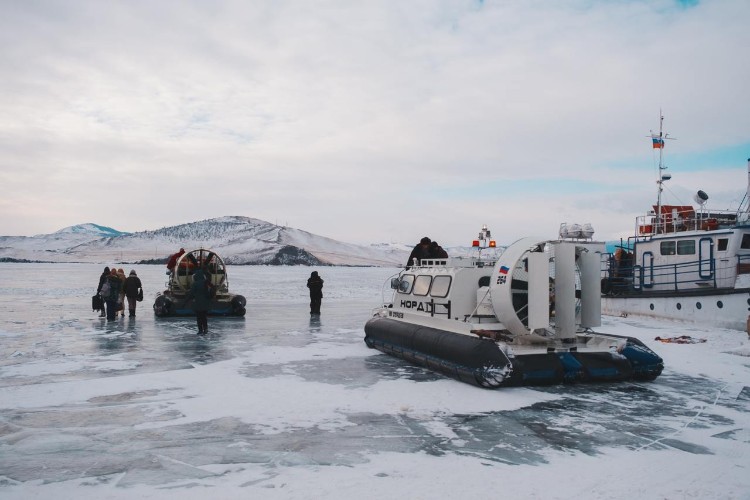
top-left (153, 248), bottom-right (246, 317)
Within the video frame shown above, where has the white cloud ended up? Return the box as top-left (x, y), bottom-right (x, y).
top-left (0, 0), bottom-right (748, 245)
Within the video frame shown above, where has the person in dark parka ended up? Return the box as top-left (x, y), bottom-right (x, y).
top-left (96, 266), bottom-right (110, 317)
top-left (188, 267), bottom-right (213, 334)
top-left (429, 241), bottom-right (449, 258)
top-left (123, 270), bottom-right (143, 317)
top-left (406, 237), bottom-right (432, 268)
top-left (103, 268), bottom-right (123, 321)
top-left (307, 271), bottom-right (324, 315)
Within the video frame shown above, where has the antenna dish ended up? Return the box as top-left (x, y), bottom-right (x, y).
top-left (693, 190), bottom-right (709, 205)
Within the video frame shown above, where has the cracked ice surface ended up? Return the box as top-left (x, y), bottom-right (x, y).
top-left (0, 263), bottom-right (749, 499)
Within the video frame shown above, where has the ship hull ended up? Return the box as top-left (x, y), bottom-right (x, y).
top-left (602, 289), bottom-right (750, 331)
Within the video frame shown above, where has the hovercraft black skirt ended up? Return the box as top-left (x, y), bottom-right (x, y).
top-left (364, 317), bottom-right (663, 388)
top-left (364, 317), bottom-right (513, 388)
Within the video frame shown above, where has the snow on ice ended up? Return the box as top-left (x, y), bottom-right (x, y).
top-left (0, 263), bottom-right (748, 499)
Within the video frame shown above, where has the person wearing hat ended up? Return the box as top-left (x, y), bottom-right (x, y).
top-left (116, 269), bottom-right (127, 318)
top-left (103, 268), bottom-right (123, 321)
top-left (306, 271), bottom-right (324, 315)
top-left (96, 266), bottom-right (110, 317)
top-left (188, 266), bottom-right (214, 334)
top-left (405, 237), bottom-right (432, 268)
top-left (429, 241), bottom-right (448, 258)
top-left (166, 248), bottom-right (185, 275)
top-left (123, 269), bottom-right (143, 317)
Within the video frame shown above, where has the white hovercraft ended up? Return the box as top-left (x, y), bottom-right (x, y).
top-left (364, 226), bottom-right (663, 388)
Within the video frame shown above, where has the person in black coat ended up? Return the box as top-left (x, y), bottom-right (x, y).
top-left (406, 237), bottom-right (432, 268)
top-left (102, 268), bottom-right (123, 322)
top-left (188, 267), bottom-right (214, 334)
top-left (123, 270), bottom-right (143, 317)
top-left (96, 266), bottom-right (110, 317)
top-left (429, 241), bottom-right (449, 258)
top-left (306, 271), bottom-right (324, 315)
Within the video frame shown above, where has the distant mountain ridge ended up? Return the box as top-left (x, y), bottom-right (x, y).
top-left (51, 223), bottom-right (129, 238)
top-left (0, 216), bottom-right (410, 266)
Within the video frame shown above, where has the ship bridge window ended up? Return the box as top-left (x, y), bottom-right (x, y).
top-left (413, 275), bottom-right (432, 296)
top-left (717, 238), bottom-right (728, 251)
top-left (676, 240), bottom-right (695, 255)
top-left (660, 241), bottom-right (676, 255)
top-left (430, 276), bottom-right (452, 298)
top-left (397, 274), bottom-right (415, 294)
top-left (742, 234), bottom-right (750, 249)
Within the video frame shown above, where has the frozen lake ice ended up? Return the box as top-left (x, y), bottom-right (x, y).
top-left (0, 263), bottom-right (749, 499)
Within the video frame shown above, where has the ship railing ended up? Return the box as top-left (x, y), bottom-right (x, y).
top-left (412, 257), bottom-right (496, 269)
top-left (416, 258), bottom-right (449, 267)
top-left (635, 210), bottom-right (737, 236)
top-left (601, 253), bottom-right (740, 293)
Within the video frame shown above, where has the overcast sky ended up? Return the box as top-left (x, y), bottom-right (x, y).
top-left (1, 0), bottom-right (748, 246)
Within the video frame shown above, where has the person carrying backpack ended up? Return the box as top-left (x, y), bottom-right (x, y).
top-left (123, 270), bottom-right (143, 317)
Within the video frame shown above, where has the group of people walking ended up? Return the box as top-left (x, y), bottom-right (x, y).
top-left (97, 267), bottom-right (143, 321)
top-left (94, 235), bottom-right (447, 331)
top-left (95, 234), bottom-right (450, 331)
top-left (95, 264), bottom-right (326, 331)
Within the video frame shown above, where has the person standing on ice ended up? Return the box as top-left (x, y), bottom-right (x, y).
top-left (96, 266), bottom-right (110, 317)
top-left (123, 270), bottom-right (143, 317)
top-left (102, 268), bottom-right (123, 321)
top-left (116, 268), bottom-right (127, 318)
top-left (307, 271), bottom-right (324, 315)
top-left (188, 266), bottom-right (214, 335)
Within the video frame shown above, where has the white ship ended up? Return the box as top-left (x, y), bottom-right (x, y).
top-left (601, 115), bottom-right (750, 331)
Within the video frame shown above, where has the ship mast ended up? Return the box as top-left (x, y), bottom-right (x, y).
top-left (651, 112), bottom-right (674, 233)
top-left (738, 158), bottom-right (750, 223)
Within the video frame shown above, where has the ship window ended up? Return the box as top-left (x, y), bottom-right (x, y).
top-left (413, 275), bottom-right (432, 296)
top-left (397, 274), bottom-right (415, 294)
top-left (660, 241), bottom-right (676, 255)
top-left (717, 238), bottom-right (728, 251)
top-left (742, 234), bottom-right (750, 249)
top-left (430, 276), bottom-right (452, 298)
top-left (676, 240), bottom-right (695, 255)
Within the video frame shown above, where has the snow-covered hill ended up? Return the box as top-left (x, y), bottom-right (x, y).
top-left (51, 223), bottom-right (128, 238)
top-left (0, 217), bottom-right (410, 266)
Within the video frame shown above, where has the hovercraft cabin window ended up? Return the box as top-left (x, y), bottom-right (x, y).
top-left (412, 275), bottom-right (432, 296)
top-left (430, 275), bottom-right (452, 298)
top-left (397, 274), bottom-right (415, 294)
top-left (742, 234), bottom-right (750, 250)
